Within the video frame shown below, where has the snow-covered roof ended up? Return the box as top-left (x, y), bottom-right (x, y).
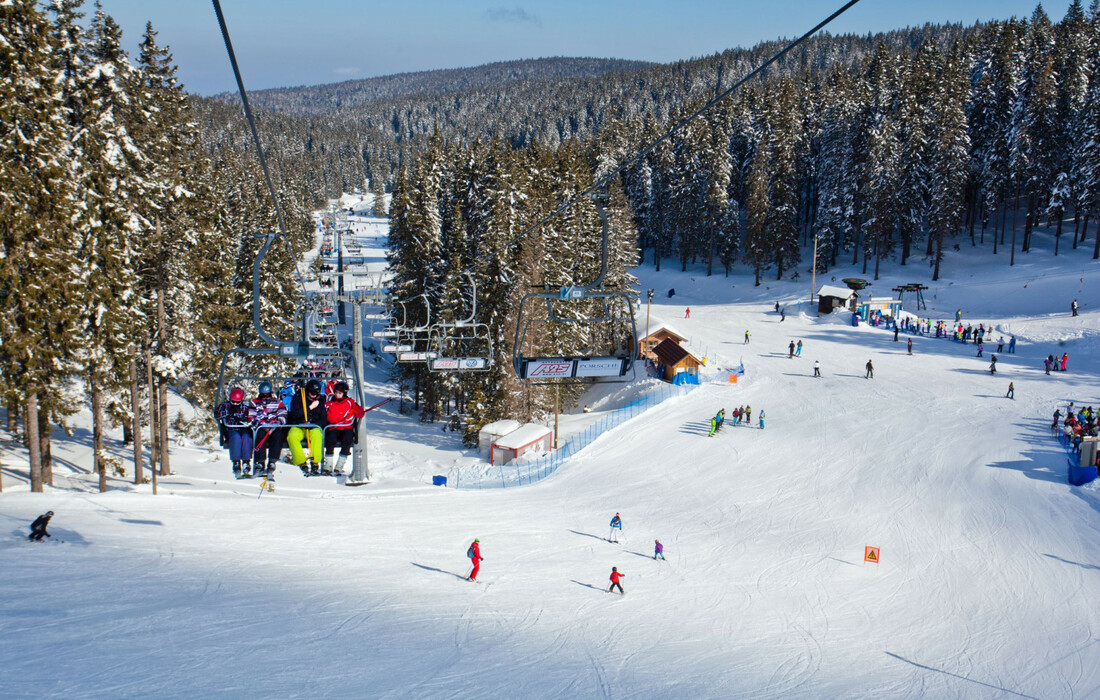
top-left (817, 285), bottom-right (856, 299)
top-left (638, 324), bottom-right (687, 342)
top-left (493, 423), bottom-right (552, 450)
top-left (479, 419), bottom-right (521, 436)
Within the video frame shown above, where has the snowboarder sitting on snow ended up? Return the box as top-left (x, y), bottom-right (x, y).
top-left (654, 540), bottom-right (665, 560)
top-left (609, 512), bottom-right (623, 543)
top-left (609, 567), bottom-right (625, 595)
top-left (28, 511), bottom-right (53, 541)
top-left (323, 381), bottom-right (365, 476)
top-left (215, 386), bottom-right (254, 478)
top-left (466, 539), bottom-right (483, 581)
top-left (288, 378), bottom-right (328, 476)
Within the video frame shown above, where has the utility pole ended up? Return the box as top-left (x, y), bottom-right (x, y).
top-left (346, 297), bottom-right (370, 485)
top-left (642, 289), bottom-right (654, 359)
top-left (554, 384), bottom-right (559, 449)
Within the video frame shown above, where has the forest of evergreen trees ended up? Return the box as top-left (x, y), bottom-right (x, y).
top-left (1, 0), bottom-right (320, 492)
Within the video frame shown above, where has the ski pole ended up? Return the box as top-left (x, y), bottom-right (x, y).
top-left (253, 427), bottom-right (272, 453)
top-left (300, 387), bottom-right (314, 461)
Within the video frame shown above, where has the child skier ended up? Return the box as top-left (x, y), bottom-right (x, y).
top-left (795, 340), bottom-right (802, 357)
top-left (466, 539), bottom-right (483, 581)
top-left (758, 409), bottom-right (766, 429)
top-left (609, 512), bottom-right (623, 543)
top-left (907, 338), bottom-right (912, 355)
top-left (215, 387), bottom-right (254, 478)
top-left (609, 567), bottom-right (625, 595)
top-left (654, 540), bottom-right (665, 560)
top-left (28, 511), bottom-right (53, 541)
top-left (1006, 382), bottom-right (1014, 399)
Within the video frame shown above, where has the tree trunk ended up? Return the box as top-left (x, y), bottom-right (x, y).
top-left (6, 398), bottom-right (16, 434)
top-left (1010, 186), bottom-right (1020, 265)
top-left (157, 289), bottom-right (170, 476)
top-left (131, 355), bottom-right (144, 485)
top-left (1093, 215), bottom-right (1100, 260)
top-left (1054, 212), bottom-right (1063, 256)
top-left (91, 368), bottom-right (107, 492)
top-left (1072, 210), bottom-right (1080, 249)
top-left (873, 230), bottom-right (882, 280)
top-left (932, 230), bottom-right (944, 281)
top-left (39, 405), bottom-right (51, 486)
top-left (1022, 194), bottom-right (1035, 252)
top-left (27, 392), bottom-right (42, 493)
top-left (158, 378), bottom-right (169, 476)
top-left (147, 348), bottom-right (158, 475)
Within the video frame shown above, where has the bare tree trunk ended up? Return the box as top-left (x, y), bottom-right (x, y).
top-left (27, 392), bottom-right (42, 493)
top-left (1054, 213), bottom-right (1063, 256)
top-left (157, 290), bottom-right (170, 476)
top-left (932, 230), bottom-right (944, 281)
top-left (6, 398), bottom-right (16, 434)
top-left (91, 369), bottom-right (107, 493)
top-left (1010, 187), bottom-right (1019, 266)
top-left (148, 348), bottom-right (158, 475)
top-left (158, 378), bottom-right (169, 476)
top-left (39, 405), bottom-right (51, 486)
top-left (1072, 210), bottom-right (1080, 249)
top-left (1022, 194), bottom-right (1035, 252)
top-left (131, 355), bottom-right (143, 485)
top-left (1093, 215), bottom-right (1100, 260)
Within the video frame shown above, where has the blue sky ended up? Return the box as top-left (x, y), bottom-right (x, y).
top-left (102, 1), bottom-right (1074, 95)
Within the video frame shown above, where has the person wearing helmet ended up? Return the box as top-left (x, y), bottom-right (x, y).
top-left (279, 379), bottom-right (296, 412)
top-left (466, 539), bottom-right (483, 581)
top-left (215, 386), bottom-right (254, 478)
top-left (609, 512), bottom-right (623, 543)
top-left (29, 511), bottom-right (54, 541)
top-left (287, 378), bottom-right (327, 476)
top-left (323, 381), bottom-right (365, 476)
top-left (248, 381), bottom-right (288, 479)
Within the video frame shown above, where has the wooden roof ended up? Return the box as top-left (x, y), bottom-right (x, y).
top-left (652, 337), bottom-right (697, 366)
top-left (639, 325), bottom-right (687, 343)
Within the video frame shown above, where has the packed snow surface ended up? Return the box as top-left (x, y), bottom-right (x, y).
top-left (3, 213), bottom-right (1100, 698)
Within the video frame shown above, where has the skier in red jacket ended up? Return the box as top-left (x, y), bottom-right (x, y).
top-left (609, 566), bottom-right (625, 594)
top-left (323, 382), bottom-right (365, 476)
top-left (467, 539), bottom-right (483, 581)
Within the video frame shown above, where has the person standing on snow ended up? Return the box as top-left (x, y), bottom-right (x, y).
top-left (1008, 336), bottom-right (1016, 353)
top-left (788, 341), bottom-right (795, 359)
top-left (744, 330), bottom-right (750, 344)
top-left (780, 308), bottom-right (786, 322)
top-left (1006, 382), bottom-right (1015, 399)
top-left (609, 567), bottom-right (625, 595)
top-left (1072, 299), bottom-right (1079, 316)
top-left (795, 340), bottom-right (803, 357)
top-left (976, 342), bottom-right (984, 358)
top-left (744, 405), bottom-right (752, 424)
top-left (758, 409), bottom-right (766, 430)
top-left (28, 511), bottom-right (53, 541)
top-left (893, 325), bottom-right (899, 342)
top-left (685, 307), bottom-right (690, 319)
top-left (466, 539), bottom-right (483, 581)
top-left (813, 360), bottom-right (821, 377)
top-left (907, 338), bottom-right (913, 355)
top-left (1061, 353), bottom-right (1068, 372)
top-left (989, 356), bottom-right (997, 375)
top-left (997, 336), bottom-right (1004, 353)
top-left (654, 540), bottom-right (665, 560)
top-left (865, 360), bottom-right (874, 379)
top-left (609, 512), bottom-right (623, 543)
top-left (775, 301), bottom-right (780, 313)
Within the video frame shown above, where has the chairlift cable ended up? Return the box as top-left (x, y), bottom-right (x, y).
top-left (211, 0), bottom-right (308, 297)
top-left (505, 0), bottom-right (864, 250)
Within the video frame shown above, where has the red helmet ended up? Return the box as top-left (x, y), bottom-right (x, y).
top-left (229, 387), bottom-right (245, 403)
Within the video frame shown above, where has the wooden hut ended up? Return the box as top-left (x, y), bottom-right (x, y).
top-left (651, 338), bottom-right (703, 383)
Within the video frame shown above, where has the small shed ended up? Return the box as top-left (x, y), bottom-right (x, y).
top-left (491, 423), bottom-right (553, 465)
top-left (651, 338), bottom-right (703, 383)
top-left (637, 326), bottom-right (688, 360)
top-left (856, 297), bottom-right (904, 322)
top-left (817, 285), bottom-right (857, 314)
top-left (478, 419), bottom-right (522, 458)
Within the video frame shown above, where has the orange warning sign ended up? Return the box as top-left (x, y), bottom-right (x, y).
top-left (728, 374), bottom-right (738, 384)
top-left (864, 546), bottom-right (880, 563)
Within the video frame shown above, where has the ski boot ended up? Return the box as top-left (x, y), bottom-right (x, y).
top-left (299, 463), bottom-right (311, 477)
top-left (309, 462), bottom-right (321, 477)
top-left (232, 461), bottom-right (243, 479)
top-left (241, 462), bottom-right (253, 479)
top-left (266, 462), bottom-right (277, 481)
top-left (332, 455), bottom-right (347, 476)
top-left (320, 457), bottom-right (333, 477)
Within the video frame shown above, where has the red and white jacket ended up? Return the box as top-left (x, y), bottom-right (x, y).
top-left (325, 396), bottom-right (365, 429)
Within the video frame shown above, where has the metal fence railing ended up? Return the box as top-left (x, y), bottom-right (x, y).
top-left (454, 382), bottom-right (697, 489)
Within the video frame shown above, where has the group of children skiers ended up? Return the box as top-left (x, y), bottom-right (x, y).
top-left (709, 405), bottom-right (762, 435)
top-left (214, 372), bottom-right (366, 480)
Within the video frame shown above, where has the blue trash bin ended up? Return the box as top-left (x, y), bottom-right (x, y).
top-left (432, 475), bottom-right (447, 487)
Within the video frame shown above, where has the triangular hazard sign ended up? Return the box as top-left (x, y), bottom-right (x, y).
top-left (866, 550), bottom-right (877, 561)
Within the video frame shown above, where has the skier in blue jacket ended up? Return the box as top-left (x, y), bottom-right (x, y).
top-left (609, 512), bottom-right (623, 543)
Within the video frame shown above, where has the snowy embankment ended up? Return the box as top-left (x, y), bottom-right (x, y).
top-left (2, 219), bottom-right (1100, 698)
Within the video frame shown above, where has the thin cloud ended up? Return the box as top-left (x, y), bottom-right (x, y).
top-left (333, 67), bottom-right (360, 76)
top-left (485, 7), bottom-right (542, 27)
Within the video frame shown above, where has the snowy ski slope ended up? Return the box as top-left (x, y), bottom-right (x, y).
top-left (2, 208), bottom-right (1100, 698)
